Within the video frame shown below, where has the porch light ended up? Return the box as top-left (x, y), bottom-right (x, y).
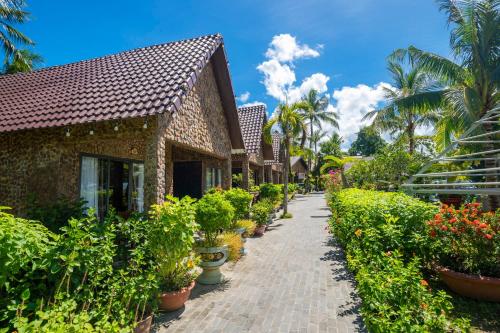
top-left (143, 118), bottom-right (148, 129)
top-left (114, 125), bottom-right (119, 131)
top-left (89, 129), bottom-right (94, 135)
top-left (65, 128), bottom-right (71, 137)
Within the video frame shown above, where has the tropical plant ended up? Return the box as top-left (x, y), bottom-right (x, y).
top-left (363, 57), bottom-right (438, 155)
top-left (220, 232), bottom-right (243, 262)
top-left (0, 0), bottom-right (34, 68)
top-left (234, 219), bottom-right (256, 238)
top-left (299, 89), bottom-right (339, 191)
top-left (149, 195), bottom-right (198, 291)
top-left (3, 48), bottom-right (42, 73)
top-left (264, 102), bottom-right (307, 215)
top-left (223, 188), bottom-right (253, 223)
top-left (348, 126), bottom-right (387, 156)
top-left (258, 183), bottom-right (282, 205)
top-left (250, 199), bottom-right (273, 227)
top-left (195, 192), bottom-right (234, 247)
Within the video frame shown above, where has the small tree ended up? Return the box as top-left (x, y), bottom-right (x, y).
top-left (264, 102), bottom-right (307, 216)
top-left (348, 126), bottom-right (386, 156)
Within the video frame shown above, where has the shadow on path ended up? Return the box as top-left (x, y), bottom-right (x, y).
top-left (321, 237), bottom-right (366, 332)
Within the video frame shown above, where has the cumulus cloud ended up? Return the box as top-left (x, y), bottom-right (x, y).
top-left (327, 83), bottom-right (392, 149)
top-left (257, 34), bottom-right (327, 103)
top-left (265, 34), bottom-right (320, 63)
top-left (237, 91), bottom-right (251, 103)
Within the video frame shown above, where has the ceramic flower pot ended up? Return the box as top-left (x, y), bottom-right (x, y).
top-left (158, 281), bottom-right (196, 312)
top-left (437, 266), bottom-right (500, 302)
top-left (254, 225), bottom-right (266, 236)
top-left (196, 246), bottom-right (228, 285)
top-left (234, 227), bottom-right (247, 255)
top-left (134, 314), bottom-right (153, 333)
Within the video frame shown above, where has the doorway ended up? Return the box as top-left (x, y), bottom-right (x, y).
top-left (173, 161), bottom-right (203, 198)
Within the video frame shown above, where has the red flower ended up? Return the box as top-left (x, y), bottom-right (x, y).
top-left (430, 230), bottom-right (436, 238)
top-left (479, 223), bottom-right (488, 229)
top-left (451, 227), bottom-right (457, 233)
top-left (441, 225), bottom-right (448, 231)
top-left (449, 217), bottom-right (457, 223)
top-left (485, 234), bottom-right (493, 240)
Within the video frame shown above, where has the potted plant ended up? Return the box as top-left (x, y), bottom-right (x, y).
top-left (426, 203), bottom-right (500, 301)
top-left (251, 199), bottom-right (273, 236)
top-left (149, 195), bottom-right (199, 311)
top-left (195, 192), bottom-right (234, 284)
top-left (220, 231), bottom-right (244, 262)
top-left (234, 219), bottom-right (256, 255)
top-left (223, 188), bottom-right (253, 235)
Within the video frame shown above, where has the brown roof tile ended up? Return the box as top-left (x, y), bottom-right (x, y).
top-left (0, 34), bottom-right (224, 133)
top-left (237, 104), bottom-right (267, 153)
top-left (265, 131), bottom-right (282, 165)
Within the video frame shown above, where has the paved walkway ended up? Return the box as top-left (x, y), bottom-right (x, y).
top-left (155, 193), bottom-right (364, 333)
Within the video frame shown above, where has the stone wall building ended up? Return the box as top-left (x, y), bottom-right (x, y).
top-left (231, 104), bottom-right (273, 190)
top-left (291, 156), bottom-right (308, 183)
top-left (264, 131), bottom-right (284, 184)
top-left (0, 34), bottom-right (245, 217)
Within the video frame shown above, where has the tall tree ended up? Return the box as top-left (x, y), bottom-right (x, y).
top-left (348, 126), bottom-right (386, 156)
top-left (363, 58), bottom-right (438, 154)
top-left (392, 0), bottom-right (499, 207)
top-left (319, 133), bottom-right (344, 158)
top-left (264, 102), bottom-right (307, 216)
top-left (3, 48), bottom-right (41, 73)
top-left (0, 0), bottom-right (33, 67)
top-left (300, 89), bottom-right (339, 191)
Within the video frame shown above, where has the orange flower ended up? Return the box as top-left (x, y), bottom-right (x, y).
top-left (449, 217), bottom-right (457, 223)
top-left (485, 234), bottom-right (493, 240)
top-left (479, 223), bottom-right (488, 229)
top-left (441, 225), bottom-right (448, 231)
top-left (354, 229), bottom-right (362, 237)
top-left (420, 279), bottom-right (429, 287)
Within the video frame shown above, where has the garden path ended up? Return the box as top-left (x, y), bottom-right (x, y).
top-left (155, 192), bottom-right (364, 333)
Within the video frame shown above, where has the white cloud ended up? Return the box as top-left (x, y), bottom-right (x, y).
top-left (265, 34), bottom-right (320, 63)
top-left (237, 91), bottom-right (251, 103)
top-left (240, 101), bottom-right (266, 107)
top-left (327, 82), bottom-right (392, 149)
top-left (257, 34), bottom-right (327, 103)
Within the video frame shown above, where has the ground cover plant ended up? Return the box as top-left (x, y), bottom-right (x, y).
top-left (328, 189), bottom-right (471, 332)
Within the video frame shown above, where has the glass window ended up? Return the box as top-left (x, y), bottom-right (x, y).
top-left (80, 155), bottom-right (144, 218)
top-left (205, 167), bottom-right (222, 191)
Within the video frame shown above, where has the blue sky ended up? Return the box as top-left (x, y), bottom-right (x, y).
top-left (24, 0), bottom-right (451, 148)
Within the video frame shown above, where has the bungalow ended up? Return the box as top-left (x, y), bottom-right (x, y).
top-left (231, 104), bottom-right (273, 189)
top-left (264, 131), bottom-right (284, 184)
top-left (291, 156), bottom-right (308, 183)
top-left (0, 34), bottom-right (245, 218)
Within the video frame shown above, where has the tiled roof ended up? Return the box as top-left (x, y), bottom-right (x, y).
top-left (265, 131), bottom-right (282, 165)
top-left (0, 34), bottom-right (229, 133)
top-left (237, 104), bottom-right (267, 153)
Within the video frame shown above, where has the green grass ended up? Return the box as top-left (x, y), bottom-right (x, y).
top-left (280, 212), bottom-right (292, 219)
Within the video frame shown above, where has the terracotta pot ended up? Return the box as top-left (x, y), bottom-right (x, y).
top-left (134, 314), bottom-right (153, 333)
top-left (158, 281), bottom-right (196, 312)
top-left (254, 225), bottom-right (266, 236)
top-left (437, 266), bottom-right (500, 302)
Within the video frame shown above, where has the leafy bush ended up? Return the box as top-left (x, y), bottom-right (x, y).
top-left (223, 188), bottom-right (253, 222)
top-left (250, 199), bottom-right (273, 226)
top-left (195, 192), bottom-right (234, 247)
top-left (426, 203), bottom-right (499, 277)
top-left (149, 195), bottom-right (198, 291)
top-left (220, 232), bottom-right (243, 262)
top-left (328, 189), bottom-right (469, 332)
top-left (287, 183), bottom-right (299, 194)
top-left (26, 195), bottom-right (86, 233)
top-left (235, 219), bottom-right (256, 237)
top-left (259, 183), bottom-right (282, 204)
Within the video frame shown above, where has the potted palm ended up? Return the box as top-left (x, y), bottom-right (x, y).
top-left (426, 203), bottom-right (500, 302)
top-left (195, 192), bottom-right (234, 284)
top-left (149, 196), bottom-right (199, 311)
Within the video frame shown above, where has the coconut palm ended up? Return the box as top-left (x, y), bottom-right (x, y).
top-left (264, 102), bottom-right (307, 216)
top-left (299, 89), bottom-right (339, 190)
top-left (0, 0), bottom-right (33, 66)
top-left (4, 48), bottom-right (41, 73)
top-left (391, 0), bottom-right (499, 207)
top-left (363, 58), bottom-right (438, 154)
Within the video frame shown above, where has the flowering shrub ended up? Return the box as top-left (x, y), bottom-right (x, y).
top-left (328, 189), bottom-right (469, 332)
top-left (324, 169), bottom-right (342, 195)
top-left (426, 203), bottom-right (500, 277)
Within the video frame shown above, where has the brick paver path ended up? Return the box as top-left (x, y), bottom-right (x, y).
top-left (155, 193), bottom-right (364, 332)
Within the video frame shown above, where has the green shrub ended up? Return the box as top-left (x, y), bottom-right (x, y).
top-left (149, 195), bottom-right (198, 291)
top-left (259, 183), bottom-right (282, 204)
top-left (328, 189), bottom-right (469, 332)
top-left (26, 194), bottom-right (86, 233)
top-left (196, 192), bottom-right (234, 247)
top-left (287, 183), bottom-right (299, 194)
top-left (223, 188), bottom-right (253, 222)
top-left (250, 199), bottom-right (273, 226)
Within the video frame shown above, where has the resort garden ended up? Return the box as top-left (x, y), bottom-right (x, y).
top-left (0, 183), bottom-right (299, 332)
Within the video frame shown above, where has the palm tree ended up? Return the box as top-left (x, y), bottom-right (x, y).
top-left (391, 0), bottom-right (499, 207)
top-left (3, 49), bottom-right (42, 73)
top-left (363, 58), bottom-right (438, 154)
top-left (264, 102), bottom-right (307, 216)
top-left (0, 0), bottom-right (33, 66)
top-left (300, 89), bottom-right (339, 190)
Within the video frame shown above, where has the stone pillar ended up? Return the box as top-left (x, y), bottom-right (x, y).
top-left (265, 165), bottom-right (272, 183)
top-left (144, 118), bottom-right (167, 209)
top-left (242, 156), bottom-right (249, 190)
top-left (258, 166), bottom-right (265, 185)
top-left (165, 142), bottom-right (173, 196)
top-left (223, 157), bottom-right (232, 189)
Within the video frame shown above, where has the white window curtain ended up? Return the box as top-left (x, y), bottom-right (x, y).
top-left (80, 156), bottom-right (99, 213)
top-left (132, 163), bottom-right (144, 213)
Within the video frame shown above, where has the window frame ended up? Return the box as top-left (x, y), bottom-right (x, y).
top-left (78, 153), bottom-right (145, 215)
